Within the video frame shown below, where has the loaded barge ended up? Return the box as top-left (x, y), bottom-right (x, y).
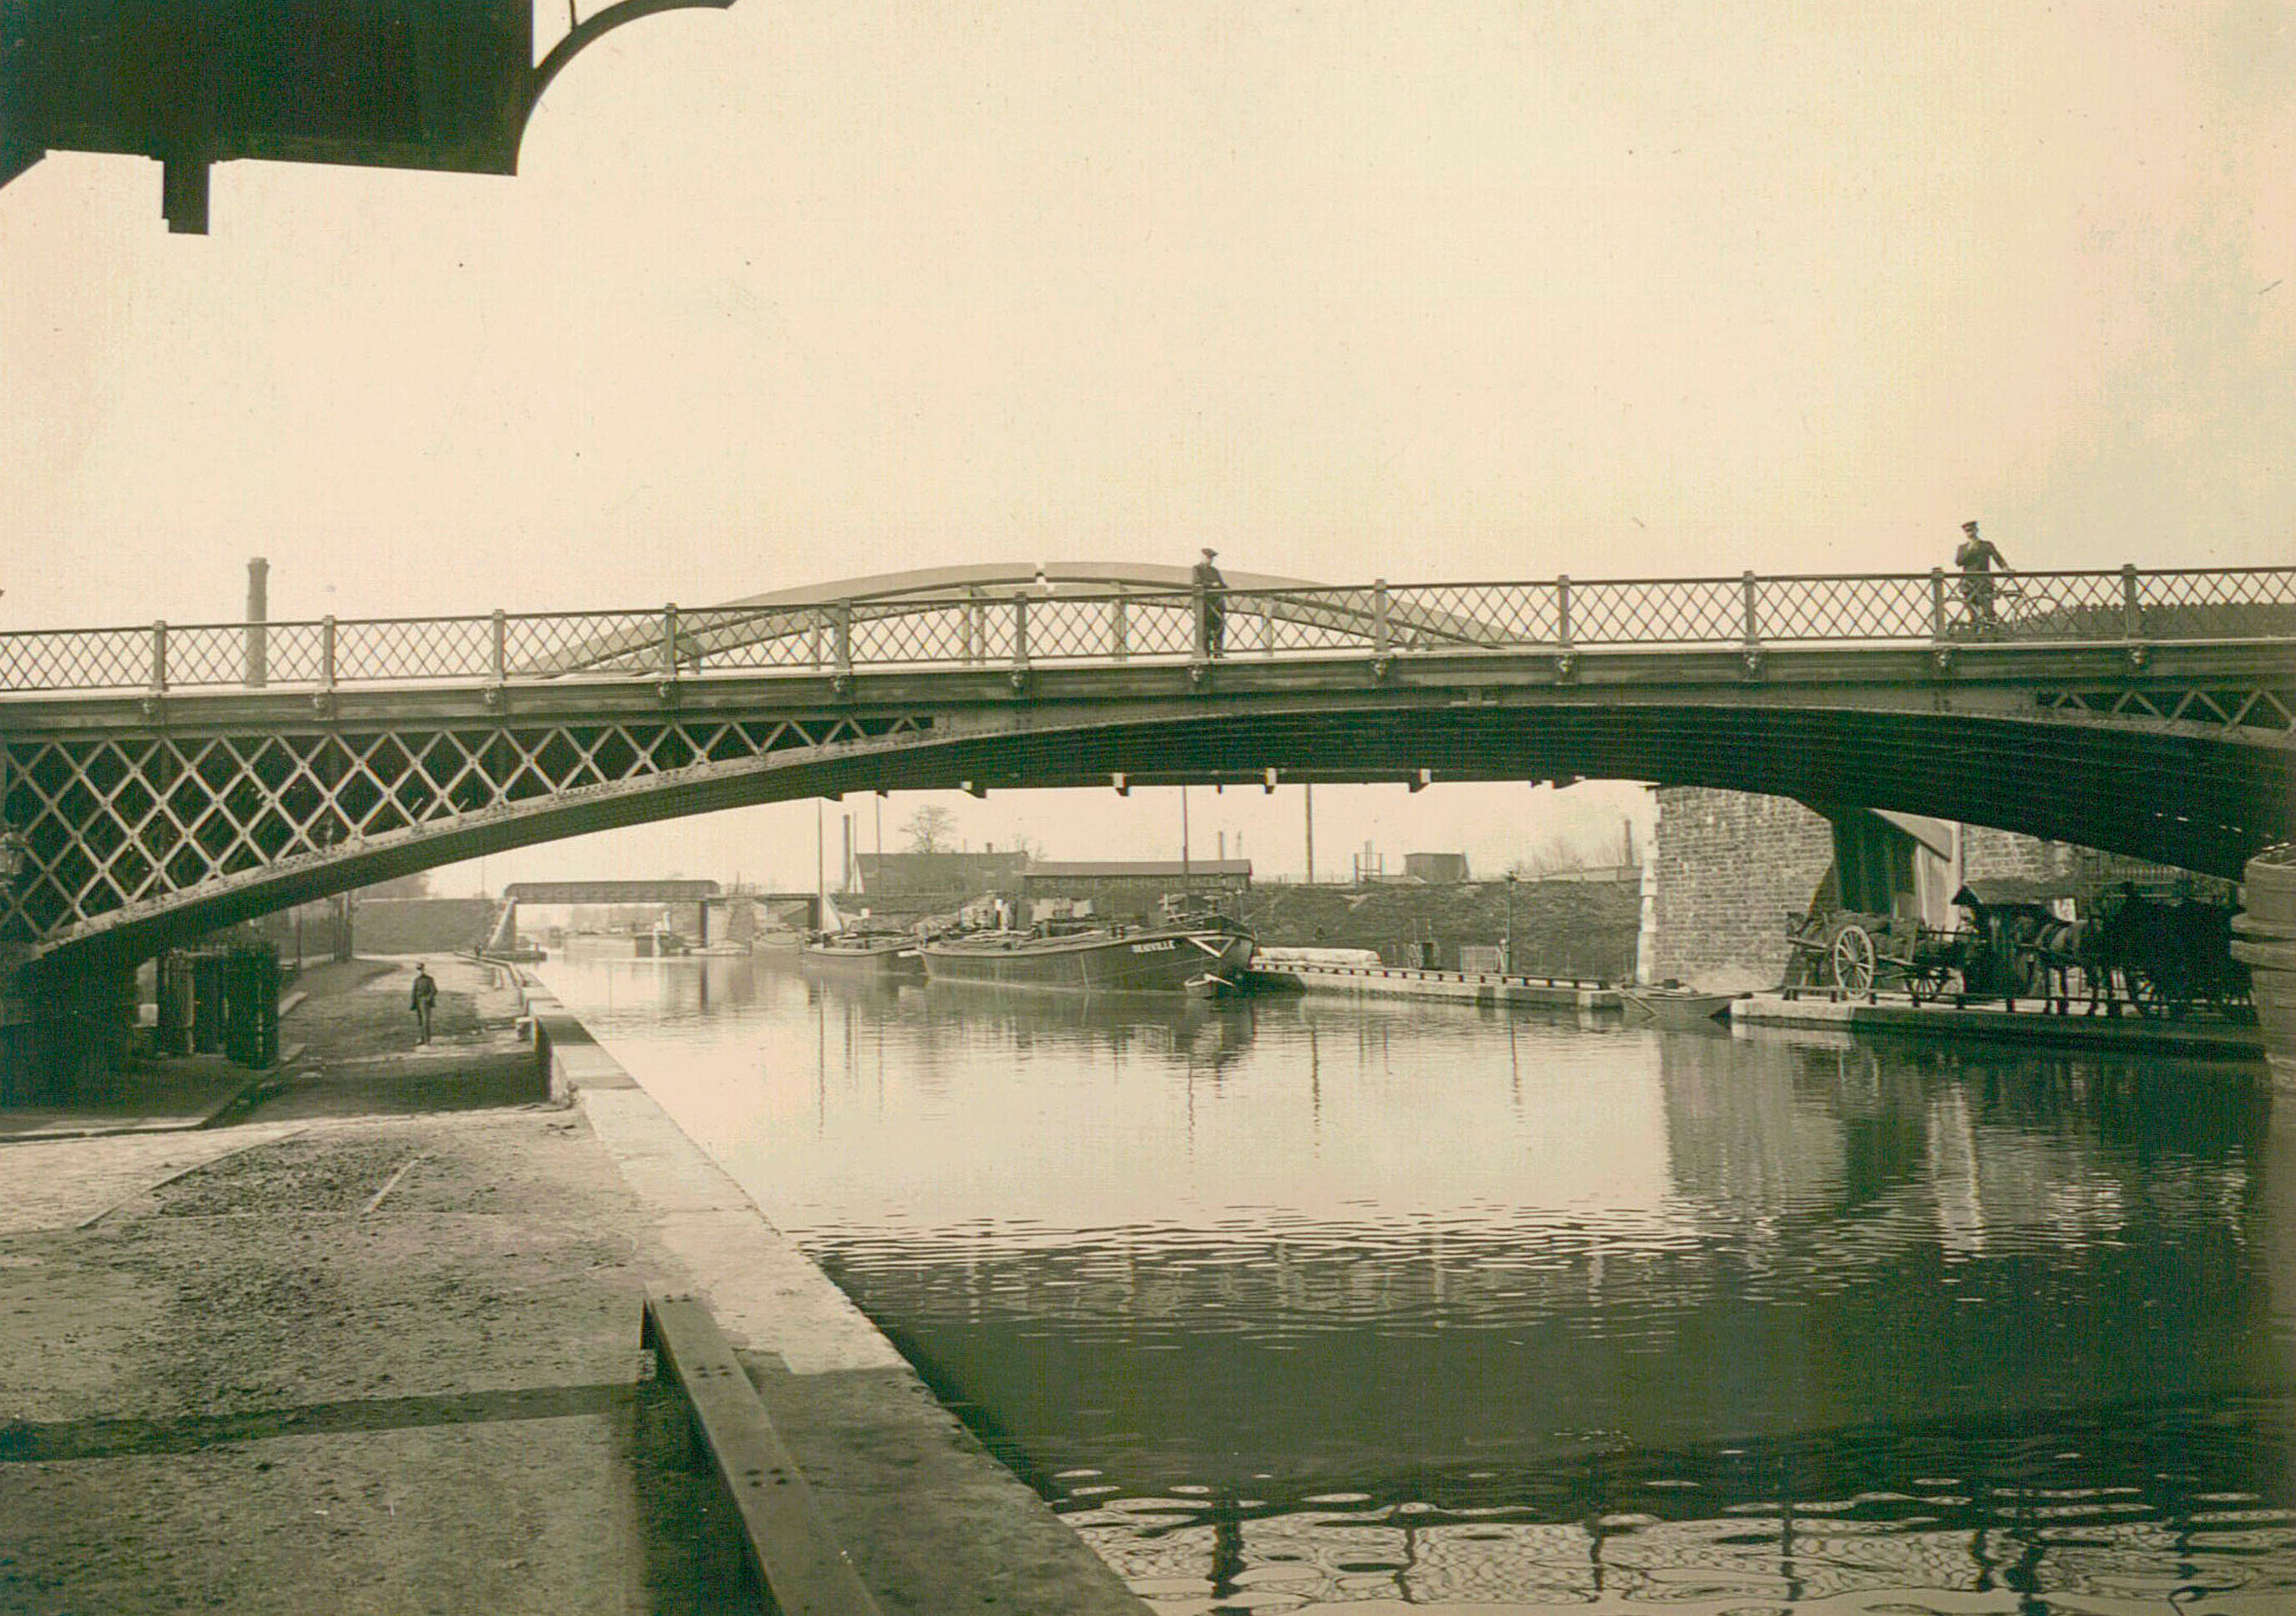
top-left (921, 913), bottom-right (1253, 993)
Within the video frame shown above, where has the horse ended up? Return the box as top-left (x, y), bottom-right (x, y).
top-left (2087, 885), bottom-right (2249, 1018)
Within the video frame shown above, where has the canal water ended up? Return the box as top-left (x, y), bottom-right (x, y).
top-left (543, 951), bottom-right (2296, 1615)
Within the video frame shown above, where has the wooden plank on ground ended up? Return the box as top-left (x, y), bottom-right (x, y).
top-left (642, 1292), bottom-right (885, 1616)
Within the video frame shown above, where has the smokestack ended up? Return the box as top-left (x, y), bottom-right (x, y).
top-left (244, 557), bottom-right (269, 688)
top-left (1304, 783), bottom-right (1314, 884)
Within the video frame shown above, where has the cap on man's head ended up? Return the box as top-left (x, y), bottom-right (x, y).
top-left (1962, 520), bottom-right (1979, 534)
top-left (1202, 547), bottom-right (1217, 558)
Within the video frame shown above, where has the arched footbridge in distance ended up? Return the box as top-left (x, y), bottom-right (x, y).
top-left (2, 560), bottom-right (2291, 987)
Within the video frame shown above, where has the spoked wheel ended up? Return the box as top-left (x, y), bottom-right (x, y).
top-left (1906, 964), bottom-right (1951, 1005)
top-left (1829, 924), bottom-right (1878, 998)
top-left (2124, 966), bottom-right (2181, 1020)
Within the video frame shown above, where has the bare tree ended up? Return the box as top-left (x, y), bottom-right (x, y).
top-left (904, 804), bottom-right (957, 855)
top-left (1508, 815), bottom-right (1636, 878)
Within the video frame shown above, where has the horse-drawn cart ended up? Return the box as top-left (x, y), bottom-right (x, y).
top-left (1782, 909), bottom-right (1963, 1001)
top-left (1779, 880), bottom-right (2252, 1018)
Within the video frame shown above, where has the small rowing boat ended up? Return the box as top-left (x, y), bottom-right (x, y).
top-left (1617, 984), bottom-right (1738, 1027)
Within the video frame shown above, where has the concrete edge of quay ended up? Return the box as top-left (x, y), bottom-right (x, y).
top-left (518, 977), bottom-right (1156, 1615)
top-left (1732, 992), bottom-right (2272, 1071)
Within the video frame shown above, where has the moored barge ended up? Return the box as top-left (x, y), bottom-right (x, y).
top-left (798, 931), bottom-right (924, 976)
top-left (920, 915), bottom-right (1253, 993)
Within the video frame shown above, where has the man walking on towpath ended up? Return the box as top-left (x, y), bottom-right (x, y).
top-left (410, 962), bottom-right (438, 1045)
top-left (1193, 547), bottom-right (1228, 657)
top-left (1954, 518), bottom-right (2010, 634)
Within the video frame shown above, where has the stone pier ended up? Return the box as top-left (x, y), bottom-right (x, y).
top-left (2235, 845), bottom-right (2296, 1092)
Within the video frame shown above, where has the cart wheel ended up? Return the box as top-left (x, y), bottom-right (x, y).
top-left (2124, 966), bottom-right (2171, 1019)
top-left (1829, 925), bottom-right (1877, 997)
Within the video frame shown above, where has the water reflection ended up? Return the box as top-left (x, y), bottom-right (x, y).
top-left (544, 953), bottom-right (2294, 1613)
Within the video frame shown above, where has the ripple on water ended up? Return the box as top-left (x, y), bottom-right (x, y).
top-left (539, 956), bottom-right (2296, 1611)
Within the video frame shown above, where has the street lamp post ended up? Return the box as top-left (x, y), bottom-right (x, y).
top-left (1505, 873), bottom-right (1517, 976)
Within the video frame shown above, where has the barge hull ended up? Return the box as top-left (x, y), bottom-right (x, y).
top-left (921, 929), bottom-right (1250, 993)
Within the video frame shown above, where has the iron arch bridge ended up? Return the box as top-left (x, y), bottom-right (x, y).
top-left (2, 561), bottom-right (2291, 979)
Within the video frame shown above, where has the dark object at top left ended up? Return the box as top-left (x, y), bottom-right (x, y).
top-left (0, 0), bottom-right (736, 232)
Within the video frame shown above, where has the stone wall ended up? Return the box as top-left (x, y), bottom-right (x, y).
top-left (1653, 791), bottom-right (2235, 992)
top-left (342, 898), bottom-right (497, 956)
top-left (1244, 879), bottom-right (1640, 979)
top-left (1957, 828), bottom-right (2228, 900)
top-left (1651, 788), bottom-right (1835, 992)
top-left (1958, 827), bottom-right (2088, 884)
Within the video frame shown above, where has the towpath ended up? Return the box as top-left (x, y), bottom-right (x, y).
top-left (2, 952), bottom-right (1150, 1614)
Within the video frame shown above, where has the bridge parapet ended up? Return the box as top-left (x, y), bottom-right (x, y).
top-left (3, 568), bottom-right (2292, 698)
top-left (1, 565), bottom-right (2289, 975)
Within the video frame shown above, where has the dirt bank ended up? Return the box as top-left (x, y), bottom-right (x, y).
top-left (250, 955), bottom-right (543, 1120)
top-left (0, 957), bottom-right (760, 1614)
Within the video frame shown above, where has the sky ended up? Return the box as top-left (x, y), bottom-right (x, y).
top-left (4, 3), bottom-right (2290, 892)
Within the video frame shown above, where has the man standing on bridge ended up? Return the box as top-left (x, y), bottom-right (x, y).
top-left (1955, 519), bottom-right (2010, 633)
top-left (1193, 546), bottom-right (1228, 657)
top-left (410, 962), bottom-right (438, 1046)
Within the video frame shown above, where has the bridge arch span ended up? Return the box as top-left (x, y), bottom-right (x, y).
top-left (9, 685), bottom-right (2281, 979)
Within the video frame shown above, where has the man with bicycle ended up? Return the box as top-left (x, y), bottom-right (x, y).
top-left (1954, 519), bottom-right (2010, 633)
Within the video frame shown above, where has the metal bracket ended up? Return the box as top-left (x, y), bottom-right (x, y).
top-left (311, 692), bottom-right (335, 717)
top-left (1932, 646), bottom-right (1955, 674)
top-left (138, 695), bottom-right (164, 721)
top-left (1187, 661), bottom-right (1210, 691)
top-left (1007, 668), bottom-right (1028, 694)
top-left (654, 679), bottom-right (679, 706)
top-left (1370, 655), bottom-right (1394, 683)
top-left (2126, 644), bottom-right (2151, 671)
top-left (482, 686), bottom-right (506, 711)
top-left (831, 671), bottom-right (854, 697)
top-left (1554, 652), bottom-right (1575, 682)
top-left (1741, 648), bottom-right (1764, 679)
top-left (519, 2), bottom-right (742, 150)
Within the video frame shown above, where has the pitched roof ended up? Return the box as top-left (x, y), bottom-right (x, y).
top-left (1024, 860), bottom-right (1252, 879)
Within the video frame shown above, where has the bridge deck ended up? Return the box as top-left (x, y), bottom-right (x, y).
top-left (2, 568), bottom-right (2289, 968)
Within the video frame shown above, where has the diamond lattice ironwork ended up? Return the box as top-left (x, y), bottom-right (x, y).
top-left (0, 713), bottom-right (931, 951)
top-left (3, 568), bottom-right (2293, 695)
top-left (2039, 683), bottom-right (2296, 737)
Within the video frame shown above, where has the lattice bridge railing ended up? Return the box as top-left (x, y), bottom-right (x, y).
top-left (4, 567), bottom-right (2292, 697)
